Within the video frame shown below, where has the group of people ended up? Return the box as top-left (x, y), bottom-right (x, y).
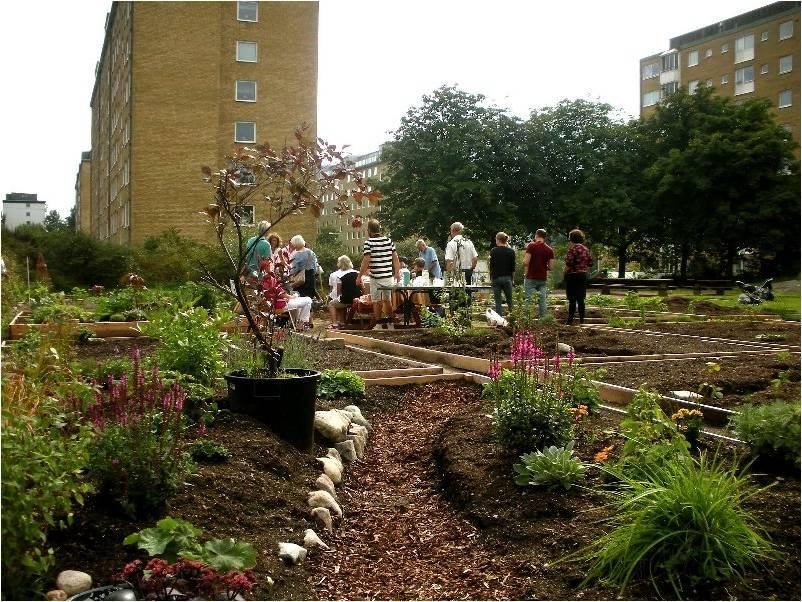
top-left (489, 227), bottom-right (592, 325)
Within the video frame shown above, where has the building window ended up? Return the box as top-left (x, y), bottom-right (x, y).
top-left (760, 63), bottom-right (769, 75)
top-left (779, 55), bottom-right (793, 74)
top-left (234, 121), bottom-right (256, 143)
top-left (662, 81), bottom-right (678, 97)
top-left (688, 80), bottom-right (699, 94)
top-left (721, 74), bottom-right (729, 84)
top-left (734, 34), bottom-right (754, 63)
top-left (237, 1), bottom-right (258, 22)
top-left (705, 48), bottom-right (712, 58)
top-left (735, 66), bottom-right (754, 95)
top-left (779, 20), bottom-right (794, 40)
top-left (661, 52), bottom-right (678, 71)
top-left (25, 203), bottom-right (30, 208)
top-left (642, 90), bottom-right (661, 107)
top-left (236, 205), bottom-right (255, 225)
top-left (236, 41), bottom-right (257, 62)
top-left (706, 79), bottom-right (713, 86)
top-left (235, 80), bottom-right (257, 101)
top-left (25, 212), bottom-right (30, 217)
top-left (761, 31), bottom-right (769, 42)
top-left (778, 90), bottom-right (792, 108)
top-left (687, 50), bottom-right (699, 67)
top-left (721, 42), bottom-right (729, 53)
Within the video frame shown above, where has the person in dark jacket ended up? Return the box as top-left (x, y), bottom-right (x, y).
top-left (489, 231), bottom-right (516, 316)
top-left (564, 228), bottom-right (592, 325)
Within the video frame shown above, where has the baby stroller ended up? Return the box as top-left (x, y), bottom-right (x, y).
top-left (735, 278), bottom-right (774, 304)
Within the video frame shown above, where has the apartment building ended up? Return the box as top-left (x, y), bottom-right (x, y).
top-left (75, 151), bottom-right (91, 234)
top-left (87, 1), bottom-right (318, 246)
top-left (2, 193), bottom-right (47, 230)
top-left (640, 1), bottom-right (800, 145)
top-left (318, 147), bottom-right (387, 256)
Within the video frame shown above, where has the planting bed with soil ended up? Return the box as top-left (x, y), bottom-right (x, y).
top-left (357, 324), bottom-right (763, 359)
top-left (647, 320), bottom-right (801, 347)
top-left (596, 354), bottom-right (800, 408)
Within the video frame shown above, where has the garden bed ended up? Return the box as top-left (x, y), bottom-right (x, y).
top-left (646, 320), bottom-right (800, 347)
top-left (596, 354), bottom-right (800, 409)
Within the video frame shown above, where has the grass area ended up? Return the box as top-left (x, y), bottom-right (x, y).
top-left (674, 289), bottom-right (801, 320)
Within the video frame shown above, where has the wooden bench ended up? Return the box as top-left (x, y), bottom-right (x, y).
top-left (587, 278), bottom-right (673, 297)
top-left (685, 279), bottom-right (734, 296)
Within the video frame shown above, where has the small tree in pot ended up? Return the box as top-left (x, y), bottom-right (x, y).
top-left (198, 124), bottom-right (380, 376)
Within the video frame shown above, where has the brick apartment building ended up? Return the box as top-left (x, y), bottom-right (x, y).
top-left (82, 1), bottom-right (319, 246)
top-left (74, 151), bottom-right (91, 234)
top-left (318, 147), bottom-right (387, 257)
top-left (639, 1), bottom-right (800, 146)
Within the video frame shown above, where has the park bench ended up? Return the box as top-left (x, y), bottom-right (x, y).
top-left (587, 278), bottom-right (673, 296)
top-left (685, 279), bottom-right (734, 296)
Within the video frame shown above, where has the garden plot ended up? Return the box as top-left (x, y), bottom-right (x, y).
top-left (593, 354), bottom-right (800, 409)
top-left (645, 320), bottom-right (800, 347)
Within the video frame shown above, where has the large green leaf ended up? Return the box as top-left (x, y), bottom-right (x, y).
top-left (201, 538), bottom-right (257, 571)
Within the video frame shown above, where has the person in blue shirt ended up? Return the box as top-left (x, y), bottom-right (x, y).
top-left (416, 239), bottom-right (442, 279)
top-left (245, 221), bottom-right (272, 276)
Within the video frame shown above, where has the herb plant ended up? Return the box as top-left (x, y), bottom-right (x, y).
top-left (513, 441), bottom-right (586, 490)
top-left (188, 439), bottom-right (231, 462)
top-left (317, 369), bottom-right (365, 400)
top-left (730, 401), bottom-right (800, 468)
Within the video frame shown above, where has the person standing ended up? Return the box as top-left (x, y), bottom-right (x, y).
top-left (245, 221), bottom-right (272, 277)
top-left (288, 235), bottom-right (318, 302)
top-left (444, 222), bottom-right (478, 284)
top-left (359, 218), bottom-right (400, 328)
top-left (523, 228), bottom-right (555, 318)
top-left (564, 228), bottom-right (592, 326)
top-left (489, 232), bottom-right (515, 317)
top-left (416, 239), bottom-right (442, 279)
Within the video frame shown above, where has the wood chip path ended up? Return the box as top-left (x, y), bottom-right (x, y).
top-left (309, 383), bottom-right (535, 600)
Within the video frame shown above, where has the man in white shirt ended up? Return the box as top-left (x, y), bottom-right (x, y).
top-left (445, 222), bottom-right (478, 284)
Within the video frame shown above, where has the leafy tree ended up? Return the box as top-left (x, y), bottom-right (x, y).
top-left (66, 206), bottom-right (77, 230)
top-left (378, 86), bottom-right (546, 247)
top-left (43, 210), bottom-right (63, 231)
top-left (314, 227), bottom-right (352, 274)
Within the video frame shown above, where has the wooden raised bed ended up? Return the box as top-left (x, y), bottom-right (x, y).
top-left (7, 312), bottom-right (147, 339)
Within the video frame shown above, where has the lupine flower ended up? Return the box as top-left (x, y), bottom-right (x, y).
top-left (488, 359), bottom-right (501, 379)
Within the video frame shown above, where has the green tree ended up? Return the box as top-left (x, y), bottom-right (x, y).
top-left (43, 210), bottom-right (63, 231)
top-left (378, 86), bottom-right (546, 247)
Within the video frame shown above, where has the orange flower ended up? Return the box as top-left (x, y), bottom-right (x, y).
top-left (569, 404), bottom-right (589, 418)
top-left (594, 445), bottom-right (614, 463)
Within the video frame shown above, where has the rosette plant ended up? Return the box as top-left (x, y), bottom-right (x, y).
top-left (198, 124), bottom-right (380, 376)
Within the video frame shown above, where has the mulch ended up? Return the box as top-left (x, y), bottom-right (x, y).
top-left (649, 320), bottom-right (801, 347)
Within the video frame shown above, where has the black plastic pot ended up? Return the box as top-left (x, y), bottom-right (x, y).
top-left (66, 585), bottom-right (136, 601)
top-left (224, 368), bottom-right (320, 452)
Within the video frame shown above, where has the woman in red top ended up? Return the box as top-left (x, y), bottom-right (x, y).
top-left (564, 229), bottom-right (592, 325)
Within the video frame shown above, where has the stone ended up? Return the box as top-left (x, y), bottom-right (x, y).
top-left (317, 457), bottom-right (342, 484)
top-left (343, 405), bottom-right (371, 429)
top-left (310, 506), bottom-right (333, 533)
top-left (335, 439), bottom-right (357, 464)
top-left (277, 542), bottom-right (307, 565)
top-left (303, 528), bottom-right (330, 551)
top-left (315, 473), bottom-right (337, 498)
top-left (56, 571), bottom-right (92, 596)
top-left (348, 423), bottom-right (368, 439)
top-left (556, 342), bottom-right (574, 355)
top-left (347, 433), bottom-right (366, 459)
top-left (314, 409), bottom-right (352, 442)
top-left (671, 390), bottom-right (703, 401)
top-left (46, 591), bottom-right (68, 601)
top-left (308, 490), bottom-right (342, 518)
top-left (326, 448), bottom-right (344, 471)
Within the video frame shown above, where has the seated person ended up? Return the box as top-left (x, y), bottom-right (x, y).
top-left (328, 255), bottom-right (362, 328)
top-left (261, 270), bottom-right (313, 330)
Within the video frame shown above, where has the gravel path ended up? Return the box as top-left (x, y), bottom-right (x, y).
top-left (310, 383), bottom-right (530, 600)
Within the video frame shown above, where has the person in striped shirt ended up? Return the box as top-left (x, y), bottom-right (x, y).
top-left (359, 218), bottom-right (400, 328)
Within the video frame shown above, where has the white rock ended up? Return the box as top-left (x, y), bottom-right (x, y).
top-left (671, 390), bottom-right (703, 400)
top-left (326, 448), bottom-right (344, 471)
top-left (277, 542), bottom-right (307, 565)
top-left (310, 506), bottom-right (333, 532)
top-left (317, 456), bottom-right (342, 484)
top-left (56, 571), bottom-right (92, 596)
top-left (308, 490), bottom-right (342, 518)
top-left (348, 423), bottom-right (368, 439)
top-left (303, 528), bottom-right (330, 551)
top-left (335, 439), bottom-right (357, 464)
top-left (344, 405), bottom-right (371, 429)
top-left (314, 409), bottom-right (352, 442)
top-left (315, 473), bottom-right (337, 498)
top-left (556, 342), bottom-right (574, 355)
top-left (347, 433), bottom-right (366, 459)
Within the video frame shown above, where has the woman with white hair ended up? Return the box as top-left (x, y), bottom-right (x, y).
top-left (327, 255), bottom-right (362, 329)
top-left (288, 234), bottom-right (319, 300)
top-left (244, 220), bottom-right (272, 276)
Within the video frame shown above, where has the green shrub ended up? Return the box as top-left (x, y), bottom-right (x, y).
top-left (279, 331), bottom-right (321, 371)
top-left (571, 367), bottom-right (605, 415)
top-left (730, 401), bottom-right (801, 468)
top-left (571, 454), bottom-right (774, 597)
top-left (1, 397), bottom-right (94, 599)
top-left (318, 369), bottom-right (365, 400)
top-left (188, 439), bottom-right (230, 462)
top-left (142, 308), bottom-right (225, 386)
top-left (513, 441), bottom-right (586, 490)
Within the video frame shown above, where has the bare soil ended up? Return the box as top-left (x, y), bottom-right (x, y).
top-left (648, 320), bottom-right (801, 347)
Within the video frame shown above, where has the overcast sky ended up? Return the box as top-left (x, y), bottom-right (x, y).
top-left (0, 0), bottom-right (768, 217)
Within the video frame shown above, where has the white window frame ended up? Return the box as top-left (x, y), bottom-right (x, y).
top-left (687, 50), bottom-right (699, 67)
top-left (641, 62), bottom-right (660, 80)
top-left (734, 66), bottom-right (755, 95)
top-left (235, 80), bottom-right (257, 102)
top-left (236, 205), bottom-right (255, 225)
top-left (688, 80), bottom-right (699, 94)
top-left (706, 79), bottom-right (713, 86)
top-left (642, 90), bottom-right (661, 107)
top-left (721, 42), bottom-right (729, 53)
top-left (761, 31), bottom-right (769, 42)
top-left (734, 34), bottom-right (754, 63)
top-left (236, 40), bottom-right (258, 63)
top-left (721, 74), bottom-right (729, 84)
top-left (761, 63), bottom-right (769, 75)
top-left (237, 1), bottom-right (258, 22)
top-left (234, 121), bottom-right (256, 143)
top-left (705, 48), bottom-right (712, 58)
top-left (778, 90), bottom-right (792, 108)
top-left (779, 20), bottom-right (794, 40)
top-left (779, 55), bottom-right (793, 74)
